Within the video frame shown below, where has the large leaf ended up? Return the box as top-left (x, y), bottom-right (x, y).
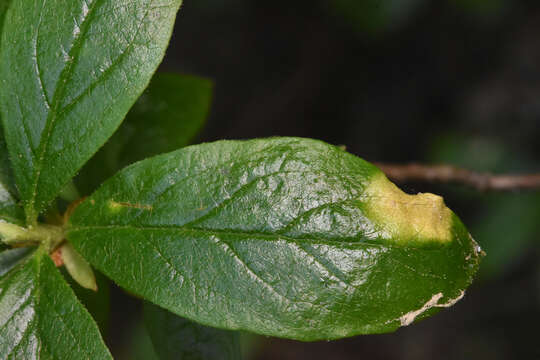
top-left (0, 248), bottom-right (112, 359)
top-left (144, 302), bottom-right (242, 360)
top-left (60, 268), bottom-right (110, 336)
top-left (0, 0), bottom-right (183, 223)
top-left (76, 72), bottom-right (213, 195)
top-left (67, 137), bottom-right (482, 341)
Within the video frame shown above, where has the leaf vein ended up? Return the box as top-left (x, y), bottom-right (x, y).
top-left (146, 236), bottom-right (185, 290)
top-left (211, 236), bottom-right (296, 304)
top-left (293, 243), bottom-right (353, 290)
top-left (6, 317), bottom-right (37, 359)
top-left (276, 199), bottom-right (360, 235)
top-left (57, 0), bottom-right (155, 119)
top-left (28, 0), bottom-right (106, 220)
top-left (0, 287), bottom-right (34, 330)
top-left (32, 0), bottom-right (51, 110)
top-left (44, 301), bottom-right (91, 360)
top-left (68, 225), bottom-right (390, 248)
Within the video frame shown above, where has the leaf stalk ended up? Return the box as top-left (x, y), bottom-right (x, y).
top-left (0, 221), bottom-right (64, 252)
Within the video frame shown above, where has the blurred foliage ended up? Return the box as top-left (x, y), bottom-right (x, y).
top-left (144, 302), bottom-right (242, 360)
top-left (118, 304), bottom-right (259, 360)
top-left (326, 0), bottom-right (426, 35)
top-left (122, 320), bottom-right (160, 360)
top-left (76, 73), bottom-right (212, 196)
top-left (61, 268), bottom-right (111, 336)
top-left (324, 0), bottom-right (507, 36)
top-left (429, 135), bottom-right (540, 279)
top-left (450, 0), bottom-right (507, 15)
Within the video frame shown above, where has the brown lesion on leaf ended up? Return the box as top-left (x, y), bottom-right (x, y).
top-left (196, 199), bottom-right (206, 211)
top-left (108, 200), bottom-right (153, 211)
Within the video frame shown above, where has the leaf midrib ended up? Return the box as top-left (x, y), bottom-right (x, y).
top-left (27, 0), bottom-right (105, 222)
top-left (66, 224), bottom-right (406, 249)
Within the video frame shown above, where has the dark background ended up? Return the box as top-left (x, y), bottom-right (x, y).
top-left (114, 0), bottom-right (540, 359)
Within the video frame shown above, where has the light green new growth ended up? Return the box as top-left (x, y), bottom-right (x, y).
top-left (61, 242), bottom-right (98, 291)
top-left (0, 221), bottom-right (63, 252)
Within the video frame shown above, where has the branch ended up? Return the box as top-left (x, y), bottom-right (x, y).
top-left (375, 163), bottom-right (540, 191)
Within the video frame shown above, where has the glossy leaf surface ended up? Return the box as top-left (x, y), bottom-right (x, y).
top-left (144, 302), bottom-right (242, 360)
top-left (0, 128), bottom-right (23, 226)
top-left (76, 72), bottom-right (212, 195)
top-left (0, 2), bottom-right (23, 225)
top-left (67, 137), bottom-right (482, 340)
top-left (0, 247), bottom-right (34, 277)
top-left (0, 0), bottom-right (182, 222)
top-left (0, 249), bottom-right (111, 359)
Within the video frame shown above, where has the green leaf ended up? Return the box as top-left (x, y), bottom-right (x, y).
top-left (125, 320), bottom-right (161, 360)
top-left (60, 267), bottom-right (110, 337)
top-left (0, 247), bottom-right (34, 276)
top-left (113, 73), bottom-right (212, 165)
top-left (0, 0), bottom-right (183, 223)
top-left (0, 127), bottom-right (24, 226)
top-left (0, 0), bottom-right (11, 36)
top-left (0, 174), bottom-right (23, 226)
top-left (61, 242), bottom-right (97, 291)
top-left (144, 302), bottom-right (242, 360)
top-left (76, 72), bottom-right (213, 195)
top-left (0, 249), bottom-right (112, 359)
top-left (67, 137), bottom-right (482, 341)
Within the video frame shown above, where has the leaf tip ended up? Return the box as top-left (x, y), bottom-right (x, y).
top-left (363, 172), bottom-right (454, 244)
top-left (61, 242), bottom-right (98, 291)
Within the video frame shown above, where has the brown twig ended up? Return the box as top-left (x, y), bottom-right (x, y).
top-left (375, 163), bottom-right (540, 191)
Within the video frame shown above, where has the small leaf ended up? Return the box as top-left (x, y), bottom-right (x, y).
top-left (67, 137), bottom-right (483, 341)
top-left (0, 249), bottom-right (112, 359)
top-left (76, 72), bottom-right (213, 195)
top-left (0, 0), bottom-right (183, 223)
top-left (61, 242), bottom-right (97, 291)
top-left (144, 302), bottom-right (242, 360)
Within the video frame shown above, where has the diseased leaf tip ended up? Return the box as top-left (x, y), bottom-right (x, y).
top-left (363, 172), bottom-right (453, 245)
